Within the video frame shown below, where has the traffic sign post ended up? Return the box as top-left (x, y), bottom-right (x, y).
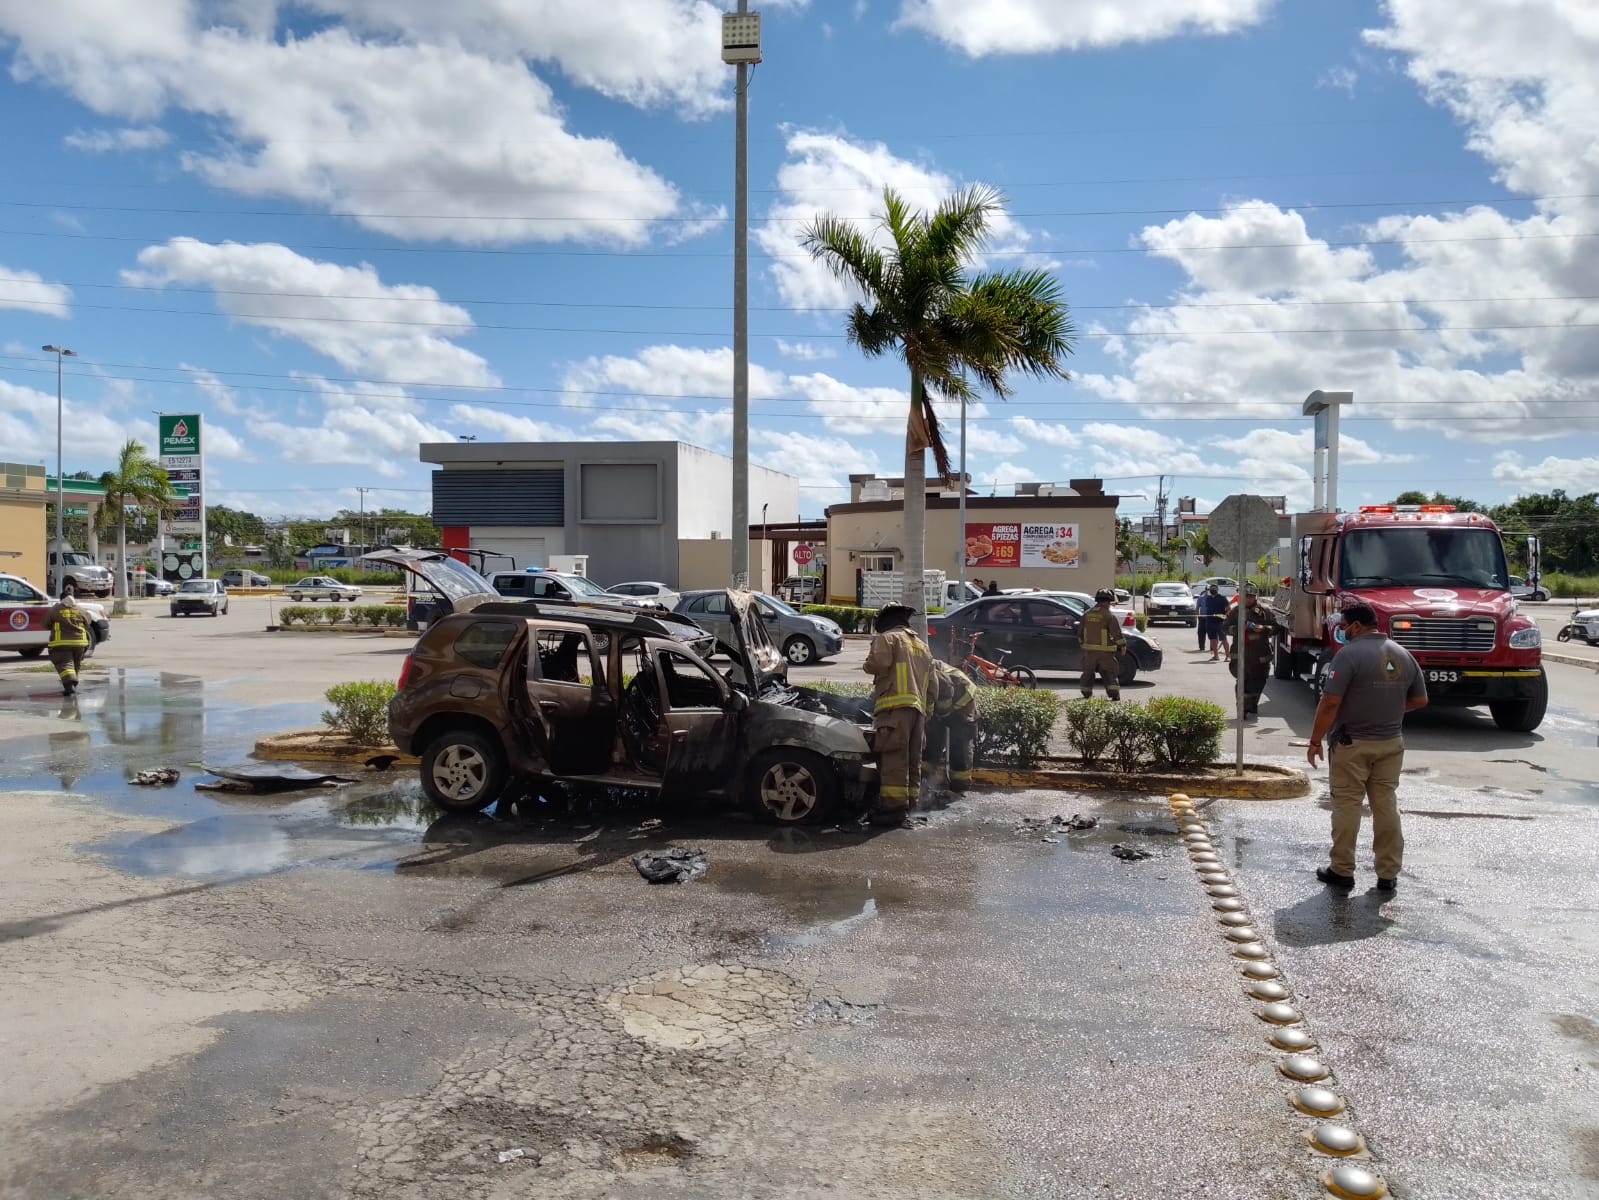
top-left (793, 543), bottom-right (814, 567)
top-left (1208, 494), bottom-right (1282, 773)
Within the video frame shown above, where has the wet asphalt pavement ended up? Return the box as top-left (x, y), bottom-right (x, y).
top-left (0, 605), bottom-right (1596, 1199)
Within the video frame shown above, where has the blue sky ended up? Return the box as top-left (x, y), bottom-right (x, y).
top-left (1, 0), bottom-right (1595, 524)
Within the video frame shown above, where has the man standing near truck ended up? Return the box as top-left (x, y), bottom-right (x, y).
top-left (1226, 584), bottom-right (1279, 716)
top-left (1307, 601), bottom-right (1428, 893)
top-left (1079, 589), bottom-right (1126, 700)
top-left (864, 604), bottom-right (935, 825)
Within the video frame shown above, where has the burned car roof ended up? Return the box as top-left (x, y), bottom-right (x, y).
top-left (470, 599), bottom-right (712, 643)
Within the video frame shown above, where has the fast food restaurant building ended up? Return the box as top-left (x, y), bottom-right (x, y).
top-left (821, 475), bottom-right (1120, 604)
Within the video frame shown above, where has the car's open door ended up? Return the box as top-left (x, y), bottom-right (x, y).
top-left (648, 639), bottom-right (740, 795)
top-left (523, 620), bottom-right (615, 776)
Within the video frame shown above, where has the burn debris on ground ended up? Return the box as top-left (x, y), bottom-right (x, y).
top-left (1014, 813), bottom-right (1098, 836)
top-left (195, 763), bottom-right (358, 793)
top-left (129, 768), bottom-right (180, 786)
top-left (632, 848), bottom-right (708, 884)
top-left (1110, 843), bottom-right (1153, 861)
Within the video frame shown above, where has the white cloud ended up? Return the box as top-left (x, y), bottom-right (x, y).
top-left (0, 380), bottom-right (141, 467)
top-left (1207, 427), bottom-right (1409, 466)
top-left (0, 265), bottom-right (71, 317)
top-left (184, 366), bottom-right (245, 417)
top-left (963, 424), bottom-right (1026, 456)
top-left (1, 14), bottom-right (685, 245)
top-left (63, 125), bottom-right (169, 152)
top-left (127, 239), bottom-right (497, 387)
top-left (1009, 416), bottom-right (1077, 448)
top-left (561, 345), bottom-right (788, 406)
top-left (1492, 452), bottom-right (1599, 494)
top-left (895, 0), bottom-right (1273, 55)
top-left (246, 378), bottom-right (455, 478)
top-left (1317, 65), bottom-right (1358, 95)
top-left (446, 404), bottom-right (578, 443)
top-left (751, 430), bottom-right (878, 491)
top-left (758, 129), bottom-right (1048, 311)
top-left (774, 339), bottom-right (837, 362)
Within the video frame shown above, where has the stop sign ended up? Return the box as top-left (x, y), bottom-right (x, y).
top-left (793, 544), bottom-right (815, 566)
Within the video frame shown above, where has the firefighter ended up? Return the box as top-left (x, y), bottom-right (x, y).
top-left (923, 658), bottom-right (979, 796)
top-left (1226, 583), bottom-right (1280, 717)
top-left (863, 603), bottom-right (934, 825)
top-left (1079, 588), bottom-right (1127, 700)
top-left (47, 595), bottom-right (92, 696)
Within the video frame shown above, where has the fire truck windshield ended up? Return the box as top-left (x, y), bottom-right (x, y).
top-left (1339, 527), bottom-right (1509, 591)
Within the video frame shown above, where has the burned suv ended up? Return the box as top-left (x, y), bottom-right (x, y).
top-left (378, 552), bottom-right (877, 824)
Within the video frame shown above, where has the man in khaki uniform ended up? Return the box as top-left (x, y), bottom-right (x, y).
top-left (46, 595), bottom-right (92, 697)
top-left (1307, 601), bottom-right (1428, 894)
top-left (1226, 583), bottom-right (1280, 717)
top-left (923, 658), bottom-right (979, 796)
top-left (864, 603), bottom-right (934, 825)
top-left (1078, 589), bottom-right (1126, 700)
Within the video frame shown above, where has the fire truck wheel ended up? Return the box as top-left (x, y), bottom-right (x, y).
top-left (1489, 668), bottom-right (1547, 733)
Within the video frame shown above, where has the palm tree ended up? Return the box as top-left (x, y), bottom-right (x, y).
top-left (802, 186), bottom-right (1075, 613)
top-left (98, 438), bottom-right (172, 610)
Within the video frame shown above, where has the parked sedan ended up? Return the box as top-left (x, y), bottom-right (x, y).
top-left (221, 569), bottom-right (272, 588)
top-left (171, 579), bottom-right (229, 617)
top-left (926, 593), bottom-right (1163, 684)
top-left (1509, 575), bottom-right (1550, 602)
top-left (606, 580), bottom-right (680, 609)
top-left (286, 576), bottom-right (362, 601)
top-left (1144, 581), bottom-right (1199, 626)
top-left (676, 589), bottom-right (845, 666)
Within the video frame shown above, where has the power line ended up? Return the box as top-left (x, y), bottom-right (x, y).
top-left (8, 273), bottom-right (1599, 316)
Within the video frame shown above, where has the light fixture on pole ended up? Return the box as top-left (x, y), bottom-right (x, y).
top-left (723, 5), bottom-right (761, 588)
top-left (1303, 390), bottom-right (1353, 512)
top-left (42, 345), bottom-right (76, 595)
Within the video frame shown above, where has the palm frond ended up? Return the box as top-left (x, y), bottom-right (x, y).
top-left (799, 215), bottom-right (886, 302)
top-left (922, 184), bottom-right (1004, 271)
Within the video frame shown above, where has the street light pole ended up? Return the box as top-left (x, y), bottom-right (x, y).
top-left (958, 396), bottom-right (968, 593)
top-left (723, 5), bottom-right (761, 588)
top-left (42, 345), bottom-right (76, 594)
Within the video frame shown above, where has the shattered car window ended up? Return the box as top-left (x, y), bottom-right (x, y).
top-left (533, 630), bottom-right (597, 686)
top-left (659, 651), bottom-right (722, 710)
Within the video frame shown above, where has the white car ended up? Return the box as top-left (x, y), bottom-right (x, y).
top-left (1190, 576), bottom-right (1239, 599)
top-left (0, 573), bottom-right (110, 658)
top-left (606, 580), bottom-right (680, 609)
top-left (1144, 581), bottom-right (1199, 626)
top-left (286, 576), bottom-right (362, 601)
top-left (1017, 589), bottom-right (1137, 624)
top-left (1509, 575), bottom-right (1550, 602)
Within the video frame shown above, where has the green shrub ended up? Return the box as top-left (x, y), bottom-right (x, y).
top-left (1063, 698), bottom-right (1116, 768)
top-left (276, 605), bottom-right (318, 626)
top-left (802, 604), bottom-right (874, 633)
top-left (321, 680), bottom-right (398, 746)
top-left (1134, 613), bottom-right (1150, 632)
top-left (350, 605), bottom-right (391, 626)
top-left (1145, 696), bottom-right (1227, 768)
top-left (383, 605), bottom-right (406, 627)
top-left (1104, 704), bottom-right (1158, 773)
top-left (973, 687), bottom-right (1059, 768)
top-left (320, 605), bottom-right (348, 625)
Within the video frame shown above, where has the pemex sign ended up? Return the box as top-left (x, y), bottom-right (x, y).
top-left (159, 413), bottom-right (204, 535)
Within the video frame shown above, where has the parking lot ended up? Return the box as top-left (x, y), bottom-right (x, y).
top-left (1, 597), bottom-right (1596, 1198)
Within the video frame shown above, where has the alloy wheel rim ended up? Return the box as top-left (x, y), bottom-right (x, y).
top-left (760, 762), bottom-right (818, 821)
top-left (433, 745), bottom-right (487, 800)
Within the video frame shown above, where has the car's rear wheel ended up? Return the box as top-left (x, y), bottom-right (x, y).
top-left (783, 635), bottom-right (817, 666)
top-left (288, 593), bottom-right (302, 602)
top-left (1118, 656), bottom-right (1138, 686)
top-left (18, 647), bottom-right (44, 659)
top-left (421, 729), bottom-right (508, 813)
top-left (83, 627), bottom-right (99, 659)
top-left (60, 581), bottom-right (75, 599)
top-left (1274, 640), bottom-right (1297, 680)
top-left (746, 748), bottom-right (838, 824)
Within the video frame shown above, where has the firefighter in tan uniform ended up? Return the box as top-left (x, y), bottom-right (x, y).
top-left (863, 604), bottom-right (935, 825)
top-left (46, 595), bottom-right (92, 696)
top-left (1078, 588), bottom-right (1127, 700)
top-left (922, 658), bottom-right (978, 796)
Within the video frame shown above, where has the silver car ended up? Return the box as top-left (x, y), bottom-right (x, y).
top-left (606, 580), bottom-right (680, 609)
top-left (676, 590), bottom-right (845, 666)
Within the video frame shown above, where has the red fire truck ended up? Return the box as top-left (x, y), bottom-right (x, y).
top-left (1271, 505), bottom-right (1547, 731)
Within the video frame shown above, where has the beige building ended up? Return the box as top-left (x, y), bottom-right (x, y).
top-left (0, 463), bottom-right (48, 586)
top-left (824, 477), bottom-right (1119, 604)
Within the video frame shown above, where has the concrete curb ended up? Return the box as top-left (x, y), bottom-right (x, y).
top-left (1541, 650), bottom-right (1599, 671)
top-left (255, 730), bottom-right (418, 766)
top-left (972, 762), bottom-right (1310, 800)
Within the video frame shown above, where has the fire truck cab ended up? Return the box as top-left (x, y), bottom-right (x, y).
top-left (1272, 505), bottom-right (1547, 732)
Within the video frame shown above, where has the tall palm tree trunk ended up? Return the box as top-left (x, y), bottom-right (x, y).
top-left (902, 369), bottom-right (927, 617)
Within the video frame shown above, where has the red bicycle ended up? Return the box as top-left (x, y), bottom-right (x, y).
top-left (960, 632), bottom-right (1037, 688)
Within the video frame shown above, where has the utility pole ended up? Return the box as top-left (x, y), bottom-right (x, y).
top-left (356, 487), bottom-right (370, 555)
top-left (723, 6), bottom-right (761, 588)
top-left (1154, 474), bottom-right (1170, 551)
top-left (43, 345), bottom-right (76, 594)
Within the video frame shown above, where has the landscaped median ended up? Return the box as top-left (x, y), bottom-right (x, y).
top-left (266, 604), bottom-right (413, 634)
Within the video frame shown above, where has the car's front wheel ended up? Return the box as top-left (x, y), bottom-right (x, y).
top-left (746, 747), bottom-right (838, 824)
top-left (61, 581), bottom-right (76, 599)
top-left (783, 635), bottom-right (817, 666)
top-left (18, 646), bottom-right (44, 659)
top-left (421, 728), bottom-right (508, 813)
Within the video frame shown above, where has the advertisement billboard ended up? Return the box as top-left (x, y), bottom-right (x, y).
top-left (158, 414), bottom-right (205, 576)
top-left (965, 523), bottom-right (1081, 569)
top-left (964, 523), bottom-right (1020, 569)
top-left (1021, 522), bottom-right (1080, 568)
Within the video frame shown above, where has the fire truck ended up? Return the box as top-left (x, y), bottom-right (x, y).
top-left (1271, 505), bottom-right (1547, 731)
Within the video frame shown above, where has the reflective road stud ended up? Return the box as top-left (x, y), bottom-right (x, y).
top-left (1291, 1085), bottom-right (1346, 1117)
top-left (1270, 1027), bottom-right (1316, 1051)
top-left (1234, 943), bottom-right (1270, 960)
top-left (1322, 1164), bottom-right (1387, 1198)
top-left (1225, 926), bottom-right (1261, 943)
top-left (1218, 911), bottom-right (1252, 926)
top-left (1259, 1001), bottom-right (1302, 1024)
top-left (1248, 980), bottom-right (1290, 1001)
top-left (1241, 960), bottom-right (1279, 979)
top-left (1279, 1054), bottom-right (1331, 1082)
top-left (1309, 1124), bottom-right (1366, 1157)
top-left (1212, 897), bottom-right (1246, 912)
top-left (1200, 871), bottom-right (1229, 884)
top-left (1191, 852), bottom-right (1221, 864)
top-left (1206, 884), bottom-right (1239, 897)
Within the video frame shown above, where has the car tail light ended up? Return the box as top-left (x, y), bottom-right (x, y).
top-left (397, 652), bottom-right (414, 691)
top-left (1122, 611), bottom-right (1135, 628)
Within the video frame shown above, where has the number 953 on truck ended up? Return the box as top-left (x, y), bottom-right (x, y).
top-left (1270, 505), bottom-right (1547, 732)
